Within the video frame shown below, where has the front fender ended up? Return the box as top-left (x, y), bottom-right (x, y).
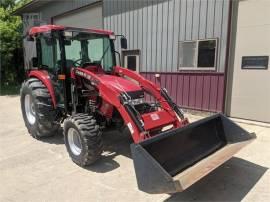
top-left (28, 70), bottom-right (57, 108)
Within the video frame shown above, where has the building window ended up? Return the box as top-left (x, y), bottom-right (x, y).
top-left (22, 13), bottom-right (41, 46)
top-left (126, 56), bottom-right (137, 71)
top-left (122, 50), bottom-right (140, 72)
top-left (178, 39), bottom-right (218, 70)
top-left (22, 13), bottom-right (41, 29)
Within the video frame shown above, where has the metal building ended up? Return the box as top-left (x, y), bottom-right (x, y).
top-left (14, 0), bottom-right (270, 123)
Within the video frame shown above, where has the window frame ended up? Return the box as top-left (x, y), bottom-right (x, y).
top-left (178, 38), bottom-right (218, 71)
top-left (36, 32), bottom-right (61, 70)
top-left (122, 49), bottom-right (141, 72)
top-left (241, 56), bottom-right (269, 70)
top-left (63, 31), bottom-right (116, 71)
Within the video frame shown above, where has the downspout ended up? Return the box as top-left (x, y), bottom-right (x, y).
top-left (222, 0), bottom-right (233, 113)
top-left (223, 0), bottom-right (240, 115)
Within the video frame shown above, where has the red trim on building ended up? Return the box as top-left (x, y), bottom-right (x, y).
top-left (141, 72), bottom-right (225, 112)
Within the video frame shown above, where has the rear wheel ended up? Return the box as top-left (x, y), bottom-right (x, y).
top-left (20, 78), bottom-right (59, 138)
top-left (63, 114), bottom-right (103, 166)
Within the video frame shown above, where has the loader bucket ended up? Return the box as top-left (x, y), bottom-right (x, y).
top-left (131, 114), bottom-right (256, 194)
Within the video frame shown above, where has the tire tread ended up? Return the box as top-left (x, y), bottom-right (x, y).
top-left (64, 113), bottom-right (103, 166)
top-left (20, 78), bottom-right (59, 138)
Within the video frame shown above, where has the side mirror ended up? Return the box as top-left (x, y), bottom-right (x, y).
top-left (31, 57), bottom-right (38, 67)
top-left (120, 37), bottom-right (127, 49)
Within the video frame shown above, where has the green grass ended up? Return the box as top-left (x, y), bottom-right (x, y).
top-left (0, 84), bottom-right (21, 96)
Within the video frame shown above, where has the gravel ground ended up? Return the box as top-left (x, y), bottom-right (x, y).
top-left (0, 96), bottom-right (269, 202)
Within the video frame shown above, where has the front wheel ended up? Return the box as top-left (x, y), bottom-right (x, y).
top-left (63, 114), bottom-right (103, 166)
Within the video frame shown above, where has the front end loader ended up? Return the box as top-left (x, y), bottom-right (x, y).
top-left (20, 25), bottom-right (255, 194)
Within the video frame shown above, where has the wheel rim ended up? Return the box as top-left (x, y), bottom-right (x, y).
top-left (67, 128), bottom-right (82, 156)
top-left (25, 94), bottom-right (36, 125)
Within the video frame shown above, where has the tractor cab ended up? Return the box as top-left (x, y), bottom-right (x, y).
top-left (25, 25), bottom-right (121, 75)
top-left (24, 25), bottom-right (127, 110)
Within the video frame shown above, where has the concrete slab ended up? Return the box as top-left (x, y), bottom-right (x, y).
top-left (0, 96), bottom-right (269, 202)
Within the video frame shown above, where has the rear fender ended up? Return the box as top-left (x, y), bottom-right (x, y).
top-left (28, 70), bottom-right (57, 108)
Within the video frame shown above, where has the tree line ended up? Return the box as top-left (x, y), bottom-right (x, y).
top-left (0, 0), bottom-right (30, 91)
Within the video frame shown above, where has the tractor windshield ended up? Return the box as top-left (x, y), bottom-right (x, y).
top-left (64, 31), bottom-right (115, 71)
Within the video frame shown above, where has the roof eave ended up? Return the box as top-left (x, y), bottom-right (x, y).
top-left (13, 0), bottom-right (52, 16)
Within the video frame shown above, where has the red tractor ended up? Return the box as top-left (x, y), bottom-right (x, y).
top-left (20, 25), bottom-right (255, 194)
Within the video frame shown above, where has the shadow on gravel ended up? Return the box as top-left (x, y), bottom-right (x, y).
top-left (164, 157), bottom-right (268, 202)
top-left (40, 127), bottom-right (133, 173)
top-left (85, 129), bottom-right (133, 173)
top-left (39, 128), bottom-right (65, 145)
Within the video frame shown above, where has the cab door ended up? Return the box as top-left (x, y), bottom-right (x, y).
top-left (37, 33), bottom-right (65, 105)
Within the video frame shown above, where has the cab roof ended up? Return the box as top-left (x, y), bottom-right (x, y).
top-left (29, 25), bottom-right (114, 36)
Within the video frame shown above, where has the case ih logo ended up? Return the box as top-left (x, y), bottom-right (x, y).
top-left (75, 70), bottom-right (92, 80)
top-left (75, 69), bottom-right (99, 86)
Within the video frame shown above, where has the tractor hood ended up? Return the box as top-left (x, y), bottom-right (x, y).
top-left (98, 74), bottom-right (142, 93)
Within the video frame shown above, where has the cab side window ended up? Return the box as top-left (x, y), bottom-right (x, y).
top-left (37, 34), bottom-right (61, 70)
top-left (65, 40), bottom-right (81, 61)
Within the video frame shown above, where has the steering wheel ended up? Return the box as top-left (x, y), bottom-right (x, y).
top-left (73, 58), bottom-right (83, 67)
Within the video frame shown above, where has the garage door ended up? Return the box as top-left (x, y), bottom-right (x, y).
top-left (229, 0), bottom-right (270, 123)
top-left (53, 3), bottom-right (102, 29)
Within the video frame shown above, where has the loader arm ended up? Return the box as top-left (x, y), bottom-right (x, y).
top-left (113, 66), bottom-right (183, 121)
top-left (113, 66), bottom-right (162, 100)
